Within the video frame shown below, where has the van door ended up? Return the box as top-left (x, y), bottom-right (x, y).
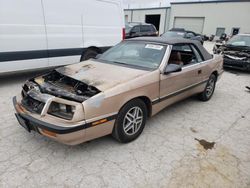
top-left (42, 0), bottom-right (84, 67)
top-left (0, 0), bottom-right (48, 73)
top-left (82, 0), bottom-right (123, 47)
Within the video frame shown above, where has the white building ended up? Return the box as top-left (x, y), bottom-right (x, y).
top-left (124, 7), bottom-right (171, 34)
top-left (124, 0), bottom-right (250, 36)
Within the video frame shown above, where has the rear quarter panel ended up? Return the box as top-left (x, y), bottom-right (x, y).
top-left (202, 55), bottom-right (223, 81)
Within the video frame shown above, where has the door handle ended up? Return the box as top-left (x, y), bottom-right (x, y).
top-left (198, 70), bottom-right (202, 74)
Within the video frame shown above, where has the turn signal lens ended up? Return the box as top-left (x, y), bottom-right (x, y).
top-left (42, 129), bottom-right (57, 137)
top-left (92, 118), bottom-right (108, 126)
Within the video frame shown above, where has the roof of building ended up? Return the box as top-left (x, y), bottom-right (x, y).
top-left (171, 0), bottom-right (250, 5)
top-left (124, 6), bottom-right (170, 11)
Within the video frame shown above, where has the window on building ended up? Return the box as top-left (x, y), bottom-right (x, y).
top-left (125, 15), bottom-right (128, 23)
top-left (232, 28), bottom-right (240, 36)
top-left (216, 27), bottom-right (225, 37)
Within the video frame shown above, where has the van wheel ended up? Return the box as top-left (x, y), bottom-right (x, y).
top-left (198, 74), bottom-right (216, 101)
top-left (112, 99), bottom-right (147, 143)
top-left (80, 49), bottom-right (98, 61)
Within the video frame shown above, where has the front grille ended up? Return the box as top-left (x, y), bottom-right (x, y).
top-left (21, 95), bottom-right (45, 114)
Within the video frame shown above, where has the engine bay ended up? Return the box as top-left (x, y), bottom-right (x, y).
top-left (24, 70), bottom-right (101, 103)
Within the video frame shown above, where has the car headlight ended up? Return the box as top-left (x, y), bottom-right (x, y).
top-left (48, 102), bottom-right (76, 120)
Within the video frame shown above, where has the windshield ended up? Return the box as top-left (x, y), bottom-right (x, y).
top-left (162, 31), bottom-right (185, 38)
top-left (227, 35), bottom-right (250, 47)
top-left (98, 41), bottom-right (167, 70)
top-left (125, 24), bottom-right (133, 33)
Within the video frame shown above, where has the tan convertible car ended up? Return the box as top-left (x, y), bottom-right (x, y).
top-left (13, 37), bottom-right (223, 145)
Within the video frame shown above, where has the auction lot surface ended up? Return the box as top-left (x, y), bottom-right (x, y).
top-left (1, 42), bottom-right (250, 187)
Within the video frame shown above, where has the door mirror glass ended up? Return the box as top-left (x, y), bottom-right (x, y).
top-left (164, 64), bottom-right (182, 74)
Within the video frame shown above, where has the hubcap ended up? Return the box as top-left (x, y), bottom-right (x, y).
top-left (206, 78), bottom-right (215, 97)
top-left (123, 107), bottom-right (143, 136)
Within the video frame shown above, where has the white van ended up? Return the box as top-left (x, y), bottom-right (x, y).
top-left (0, 0), bottom-right (124, 73)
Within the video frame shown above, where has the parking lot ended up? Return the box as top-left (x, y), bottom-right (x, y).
top-left (0, 42), bottom-right (250, 187)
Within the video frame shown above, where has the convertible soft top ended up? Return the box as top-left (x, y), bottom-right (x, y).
top-left (126, 37), bottom-right (213, 61)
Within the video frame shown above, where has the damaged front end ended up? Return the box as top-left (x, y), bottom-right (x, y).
top-left (20, 70), bottom-right (101, 121)
top-left (218, 45), bottom-right (250, 71)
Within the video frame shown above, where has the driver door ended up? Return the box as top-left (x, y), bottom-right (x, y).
top-left (159, 44), bottom-right (203, 105)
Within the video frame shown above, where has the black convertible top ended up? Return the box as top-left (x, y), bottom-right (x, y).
top-left (126, 37), bottom-right (213, 61)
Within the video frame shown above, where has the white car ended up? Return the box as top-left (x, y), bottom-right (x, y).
top-left (0, 0), bottom-right (124, 73)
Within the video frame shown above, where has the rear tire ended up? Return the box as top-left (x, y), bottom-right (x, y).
top-left (112, 99), bottom-right (147, 143)
top-left (80, 49), bottom-right (98, 61)
top-left (199, 74), bottom-right (216, 101)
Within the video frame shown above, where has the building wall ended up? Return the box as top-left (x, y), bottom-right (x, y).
top-left (124, 8), bottom-right (170, 34)
top-left (124, 10), bottom-right (132, 22)
top-left (169, 1), bottom-right (250, 35)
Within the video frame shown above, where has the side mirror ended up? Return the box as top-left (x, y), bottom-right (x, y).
top-left (164, 64), bottom-right (182, 74)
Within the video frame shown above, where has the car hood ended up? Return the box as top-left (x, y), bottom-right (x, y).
top-left (56, 60), bottom-right (149, 91)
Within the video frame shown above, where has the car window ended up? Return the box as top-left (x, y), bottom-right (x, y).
top-left (162, 31), bottom-right (185, 38)
top-left (99, 41), bottom-right (167, 70)
top-left (227, 35), bottom-right (250, 47)
top-left (190, 45), bottom-right (203, 62)
top-left (125, 24), bottom-right (133, 33)
top-left (140, 25), bottom-right (152, 32)
top-left (131, 26), bottom-right (140, 33)
top-left (172, 44), bottom-right (192, 52)
top-left (169, 44), bottom-right (200, 67)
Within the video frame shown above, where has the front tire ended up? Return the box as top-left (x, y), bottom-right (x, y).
top-left (112, 99), bottom-right (147, 143)
top-left (199, 74), bottom-right (216, 101)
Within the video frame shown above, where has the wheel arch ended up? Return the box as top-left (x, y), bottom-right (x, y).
top-left (80, 46), bottom-right (102, 61)
top-left (119, 96), bottom-right (152, 118)
top-left (211, 70), bottom-right (218, 81)
top-left (86, 46), bottom-right (102, 54)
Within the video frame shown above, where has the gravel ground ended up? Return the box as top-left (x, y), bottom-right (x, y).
top-left (0, 42), bottom-right (250, 187)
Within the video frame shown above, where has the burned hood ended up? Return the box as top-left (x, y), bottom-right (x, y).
top-left (56, 60), bottom-right (149, 91)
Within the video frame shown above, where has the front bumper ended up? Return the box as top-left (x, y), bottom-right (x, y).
top-left (13, 97), bottom-right (117, 145)
top-left (13, 96), bottom-right (88, 134)
top-left (223, 58), bottom-right (250, 71)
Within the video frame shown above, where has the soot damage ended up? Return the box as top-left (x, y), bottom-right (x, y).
top-left (23, 70), bottom-right (101, 103)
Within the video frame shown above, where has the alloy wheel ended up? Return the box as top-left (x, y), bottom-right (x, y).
top-left (206, 78), bottom-right (215, 98)
top-left (123, 107), bottom-right (143, 136)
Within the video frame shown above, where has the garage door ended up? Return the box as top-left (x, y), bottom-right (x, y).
top-left (174, 17), bottom-right (205, 33)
